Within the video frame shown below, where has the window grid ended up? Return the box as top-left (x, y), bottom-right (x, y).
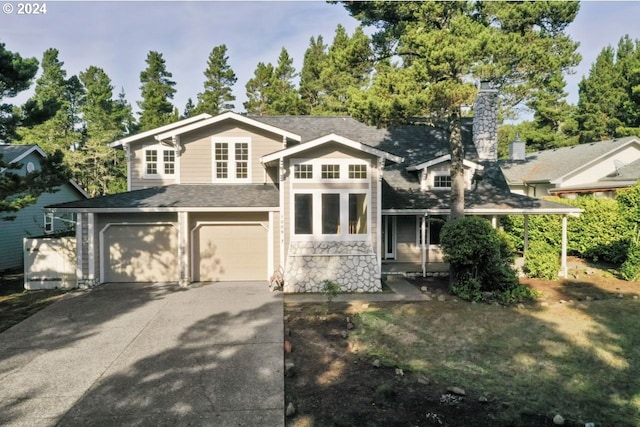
top-left (348, 164), bottom-right (367, 179)
top-left (163, 150), bottom-right (175, 175)
top-left (235, 143), bottom-right (248, 179)
top-left (321, 164), bottom-right (340, 179)
top-left (145, 150), bottom-right (158, 175)
top-left (434, 174), bottom-right (452, 188)
top-left (294, 164), bottom-right (313, 179)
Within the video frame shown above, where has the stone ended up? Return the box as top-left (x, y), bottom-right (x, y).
top-left (347, 322), bottom-right (354, 330)
top-left (286, 402), bottom-right (296, 417)
top-left (559, 300), bottom-right (567, 304)
top-left (362, 303), bottom-right (370, 309)
top-left (617, 293), bottom-right (624, 299)
top-left (285, 327), bottom-right (291, 337)
top-left (395, 368), bottom-right (404, 376)
top-left (447, 386), bottom-right (466, 396)
top-left (417, 374), bottom-right (430, 385)
top-left (553, 414), bottom-right (564, 425)
top-left (424, 295), bottom-right (432, 301)
top-left (340, 330), bottom-right (348, 339)
top-left (517, 303), bottom-right (525, 309)
top-left (478, 396), bottom-right (489, 403)
top-left (540, 301), bottom-right (549, 307)
top-left (634, 295), bottom-right (639, 300)
top-left (585, 296), bottom-right (593, 302)
top-left (372, 359), bottom-right (381, 368)
top-left (421, 286), bottom-right (428, 292)
top-left (437, 295), bottom-right (446, 302)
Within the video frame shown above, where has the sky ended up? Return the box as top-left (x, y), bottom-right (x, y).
top-left (2, 1), bottom-right (640, 120)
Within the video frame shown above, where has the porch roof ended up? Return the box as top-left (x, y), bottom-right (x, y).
top-left (45, 184), bottom-right (280, 213)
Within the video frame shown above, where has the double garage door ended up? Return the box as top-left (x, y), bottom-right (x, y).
top-left (103, 222), bottom-right (268, 283)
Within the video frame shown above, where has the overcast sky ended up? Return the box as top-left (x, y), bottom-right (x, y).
top-left (2, 1), bottom-right (640, 120)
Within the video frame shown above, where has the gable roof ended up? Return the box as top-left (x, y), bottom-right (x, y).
top-left (109, 113), bottom-right (213, 148)
top-left (155, 111), bottom-right (301, 143)
top-left (500, 136), bottom-right (640, 185)
top-left (46, 184), bottom-right (279, 213)
top-left (261, 133), bottom-right (403, 164)
top-left (0, 144), bottom-right (46, 164)
top-left (406, 154), bottom-right (483, 172)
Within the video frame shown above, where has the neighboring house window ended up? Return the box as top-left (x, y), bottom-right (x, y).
top-left (321, 164), bottom-right (340, 179)
top-left (44, 213), bottom-right (54, 234)
top-left (212, 137), bottom-right (251, 182)
top-left (294, 164), bottom-right (313, 179)
top-left (145, 147), bottom-right (176, 177)
top-left (433, 173), bottom-right (452, 189)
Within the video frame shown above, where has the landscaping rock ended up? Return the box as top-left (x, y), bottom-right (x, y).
top-left (417, 374), bottom-right (430, 385)
top-left (346, 322), bottom-right (355, 330)
top-left (553, 414), bottom-right (564, 425)
top-left (421, 286), bottom-right (428, 292)
top-left (340, 330), bottom-right (348, 339)
top-left (424, 295), bottom-right (433, 301)
top-left (437, 295), bottom-right (447, 302)
top-left (395, 368), bottom-right (404, 376)
top-left (478, 396), bottom-right (489, 403)
top-left (286, 402), bottom-right (296, 417)
top-left (517, 303), bottom-right (525, 309)
top-left (447, 386), bottom-right (466, 396)
top-left (372, 359), bottom-right (381, 368)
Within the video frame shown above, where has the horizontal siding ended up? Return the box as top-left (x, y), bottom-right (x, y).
top-left (129, 135), bottom-right (178, 190)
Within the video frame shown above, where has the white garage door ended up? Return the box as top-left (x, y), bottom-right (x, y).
top-left (193, 223), bottom-right (268, 281)
top-left (103, 224), bottom-right (178, 283)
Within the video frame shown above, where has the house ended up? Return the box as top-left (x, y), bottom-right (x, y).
top-left (46, 87), bottom-right (581, 292)
top-left (500, 136), bottom-right (640, 199)
top-left (0, 144), bottom-right (88, 272)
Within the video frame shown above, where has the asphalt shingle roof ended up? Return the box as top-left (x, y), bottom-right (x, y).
top-left (500, 136), bottom-right (640, 184)
top-left (47, 184), bottom-right (280, 211)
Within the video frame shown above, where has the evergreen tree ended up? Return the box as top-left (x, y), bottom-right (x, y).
top-left (244, 62), bottom-right (275, 115)
top-left (270, 47), bottom-right (302, 114)
top-left (195, 44), bottom-right (236, 114)
top-left (0, 43), bottom-right (38, 143)
top-left (300, 35), bottom-right (328, 114)
top-left (341, 1), bottom-right (580, 221)
top-left (183, 98), bottom-right (195, 119)
top-left (137, 51), bottom-right (177, 130)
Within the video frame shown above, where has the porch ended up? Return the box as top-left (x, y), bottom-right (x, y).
top-left (381, 261), bottom-right (449, 277)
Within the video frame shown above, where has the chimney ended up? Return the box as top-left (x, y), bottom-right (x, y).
top-left (508, 134), bottom-right (526, 160)
top-left (472, 81), bottom-right (499, 161)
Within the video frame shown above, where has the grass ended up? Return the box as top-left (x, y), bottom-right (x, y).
top-left (0, 269), bottom-right (68, 333)
top-left (349, 299), bottom-right (640, 426)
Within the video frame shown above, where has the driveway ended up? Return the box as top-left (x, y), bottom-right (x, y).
top-left (0, 281), bottom-right (284, 427)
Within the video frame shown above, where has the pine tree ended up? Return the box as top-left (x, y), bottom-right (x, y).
top-left (270, 47), bottom-right (302, 115)
top-left (300, 36), bottom-right (328, 114)
top-left (244, 62), bottom-right (275, 115)
top-left (183, 98), bottom-right (196, 119)
top-left (195, 45), bottom-right (236, 114)
top-left (0, 43), bottom-right (38, 143)
top-left (138, 51), bottom-right (177, 130)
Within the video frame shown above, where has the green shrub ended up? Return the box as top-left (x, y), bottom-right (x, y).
top-left (620, 239), bottom-right (640, 281)
top-left (441, 217), bottom-right (519, 300)
top-left (524, 240), bottom-right (560, 280)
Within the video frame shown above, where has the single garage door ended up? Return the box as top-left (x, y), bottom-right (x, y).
top-left (194, 223), bottom-right (267, 281)
top-left (103, 224), bottom-right (178, 282)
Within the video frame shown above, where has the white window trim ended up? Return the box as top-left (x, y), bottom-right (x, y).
top-left (143, 145), bottom-right (176, 179)
top-left (211, 136), bottom-right (252, 183)
top-left (431, 171), bottom-right (452, 190)
top-left (290, 189), bottom-right (371, 241)
top-left (44, 213), bottom-right (54, 234)
top-left (291, 158), bottom-right (369, 183)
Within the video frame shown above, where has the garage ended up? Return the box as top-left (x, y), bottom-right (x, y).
top-left (102, 223), bottom-right (179, 283)
top-left (193, 222), bottom-right (268, 281)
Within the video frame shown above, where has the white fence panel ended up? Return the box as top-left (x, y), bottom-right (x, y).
top-left (23, 237), bottom-right (77, 290)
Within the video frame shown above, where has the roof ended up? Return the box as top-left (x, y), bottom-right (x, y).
top-left (0, 144), bottom-right (46, 164)
top-left (500, 136), bottom-right (640, 185)
top-left (46, 184), bottom-right (279, 212)
top-left (109, 113), bottom-right (212, 148)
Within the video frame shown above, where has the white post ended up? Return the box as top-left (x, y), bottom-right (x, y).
top-left (561, 214), bottom-right (568, 278)
top-left (491, 215), bottom-right (497, 228)
top-left (421, 215), bottom-right (426, 277)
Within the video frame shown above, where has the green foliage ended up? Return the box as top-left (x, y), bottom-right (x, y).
top-left (299, 35), bottom-right (328, 114)
top-left (322, 279), bottom-right (341, 303)
top-left (441, 217), bottom-right (519, 300)
top-left (137, 51), bottom-right (177, 131)
top-left (523, 240), bottom-right (560, 280)
top-left (620, 239), bottom-right (640, 281)
top-left (195, 44), bottom-right (237, 115)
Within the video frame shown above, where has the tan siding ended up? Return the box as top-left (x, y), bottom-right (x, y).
top-left (129, 136), bottom-right (178, 190)
top-left (396, 215), bottom-right (421, 262)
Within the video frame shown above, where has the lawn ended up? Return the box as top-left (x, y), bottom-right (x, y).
top-left (285, 271), bottom-right (640, 426)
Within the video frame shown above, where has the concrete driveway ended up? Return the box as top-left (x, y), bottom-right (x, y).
top-left (0, 281), bottom-right (283, 426)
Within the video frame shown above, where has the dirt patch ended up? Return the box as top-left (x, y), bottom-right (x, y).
top-left (284, 257), bottom-right (640, 426)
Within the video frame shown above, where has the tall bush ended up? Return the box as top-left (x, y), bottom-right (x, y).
top-left (441, 216), bottom-right (519, 301)
top-left (524, 240), bottom-right (560, 280)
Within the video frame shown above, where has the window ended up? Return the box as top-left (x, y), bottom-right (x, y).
top-left (145, 150), bottom-right (158, 175)
top-left (294, 164), bottom-right (313, 179)
top-left (294, 194), bottom-right (313, 234)
top-left (213, 138), bottom-right (251, 181)
top-left (321, 164), bottom-right (340, 179)
top-left (163, 150), bottom-right (175, 174)
top-left (433, 173), bottom-right (452, 189)
top-left (145, 148), bottom-right (175, 177)
top-left (348, 164), bottom-right (367, 179)
top-left (322, 194), bottom-right (340, 234)
top-left (349, 194), bottom-right (367, 234)
top-left (44, 213), bottom-right (54, 234)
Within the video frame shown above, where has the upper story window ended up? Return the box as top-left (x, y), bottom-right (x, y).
top-left (349, 164), bottom-right (367, 179)
top-left (212, 137), bottom-right (251, 182)
top-left (321, 164), bottom-right (340, 179)
top-left (292, 159), bottom-right (369, 182)
top-left (144, 147), bottom-right (176, 178)
top-left (433, 173), bottom-right (452, 189)
top-left (294, 164), bottom-right (313, 179)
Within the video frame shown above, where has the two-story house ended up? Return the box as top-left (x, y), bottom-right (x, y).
top-left (47, 87), bottom-right (581, 291)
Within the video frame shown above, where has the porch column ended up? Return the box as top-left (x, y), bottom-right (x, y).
top-left (421, 215), bottom-right (427, 277)
top-left (491, 215), bottom-right (498, 228)
top-left (561, 214), bottom-right (568, 278)
top-left (87, 213), bottom-right (96, 283)
top-left (178, 211), bottom-right (190, 286)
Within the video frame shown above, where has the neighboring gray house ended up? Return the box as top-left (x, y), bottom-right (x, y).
top-left (47, 87), bottom-right (580, 291)
top-left (0, 144), bottom-right (87, 272)
top-left (501, 136), bottom-right (640, 198)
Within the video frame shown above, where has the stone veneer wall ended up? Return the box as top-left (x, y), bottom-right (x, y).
top-left (284, 241), bottom-right (382, 293)
top-left (473, 84), bottom-right (499, 162)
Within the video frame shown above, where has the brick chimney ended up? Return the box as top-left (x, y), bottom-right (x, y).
top-left (472, 81), bottom-right (499, 161)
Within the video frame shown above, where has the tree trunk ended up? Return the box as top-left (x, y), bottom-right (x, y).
top-left (448, 109), bottom-right (465, 291)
